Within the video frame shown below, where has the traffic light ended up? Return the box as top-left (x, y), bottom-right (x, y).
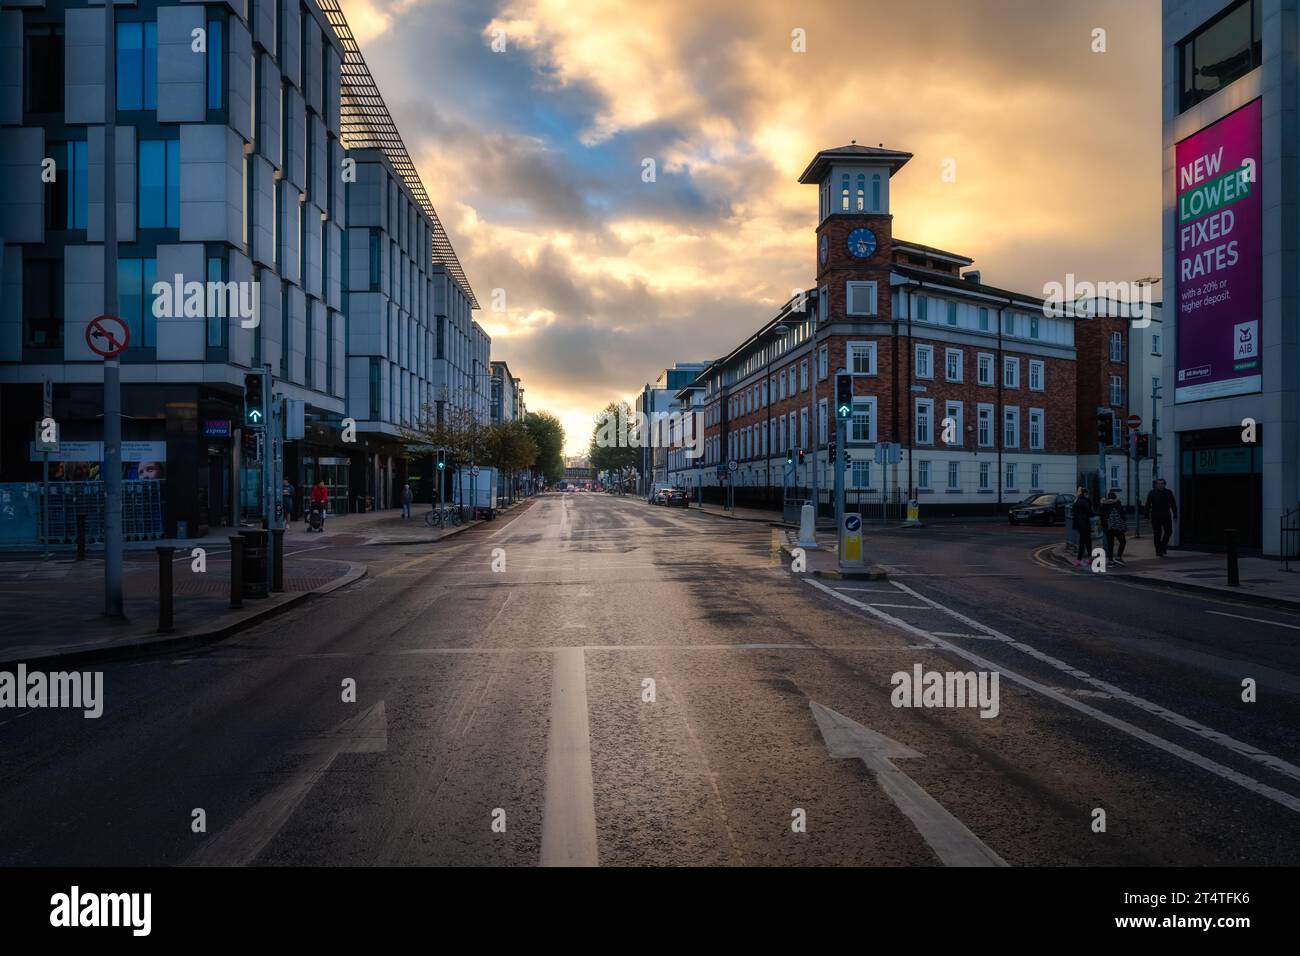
top-left (244, 370), bottom-right (266, 429)
top-left (797, 448), bottom-right (806, 465)
top-left (1095, 409), bottom-right (1114, 446)
top-left (1135, 433), bottom-right (1150, 460)
top-left (835, 373), bottom-right (853, 420)
top-left (436, 448), bottom-right (446, 471)
top-left (785, 448), bottom-right (794, 466)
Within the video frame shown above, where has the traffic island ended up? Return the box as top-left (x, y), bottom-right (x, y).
top-left (775, 529), bottom-right (889, 581)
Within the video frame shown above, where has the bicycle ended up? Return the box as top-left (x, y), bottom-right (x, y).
top-left (424, 505), bottom-right (463, 528)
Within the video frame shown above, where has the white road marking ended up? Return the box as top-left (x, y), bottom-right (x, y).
top-left (807, 579), bottom-right (1300, 816)
top-left (810, 701), bottom-right (1007, 867)
top-left (885, 579), bottom-right (1300, 785)
top-left (187, 702), bottom-right (388, 865)
top-left (865, 603), bottom-right (931, 610)
top-left (1206, 610), bottom-right (1300, 631)
top-left (540, 647), bottom-right (599, 867)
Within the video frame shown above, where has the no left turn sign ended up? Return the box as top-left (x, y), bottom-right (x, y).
top-left (86, 315), bottom-right (130, 358)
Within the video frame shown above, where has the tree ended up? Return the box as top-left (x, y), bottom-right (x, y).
top-left (588, 401), bottom-right (639, 475)
top-left (524, 411), bottom-right (565, 485)
top-left (481, 420), bottom-right (538, 500)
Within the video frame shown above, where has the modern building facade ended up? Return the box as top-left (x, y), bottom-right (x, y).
top-left (1162, 0), bottom-right (1296, 553)
top-left (634, 361), bottom-right (707, 494)
top-left (489, 359), bottom-right (523, 424)
top-left (0, 0), bottom-right (484, 531)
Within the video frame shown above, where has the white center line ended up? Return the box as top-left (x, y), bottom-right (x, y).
top-left (1206, 610), bottom-right (1300, 630)
top-left (540, 647), bottom-right (599, 867)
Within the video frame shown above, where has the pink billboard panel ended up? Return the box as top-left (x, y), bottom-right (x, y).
top-left (1174, 98), bottom-right (1262, 403)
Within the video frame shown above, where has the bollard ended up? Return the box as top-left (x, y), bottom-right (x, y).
top-left (228, 535), bottom-right (244, 609)
top-left (156, 545), bottom-right (176, 632)
top-left (1225, 528), bottom-right (1240, 587)
top-left (271, 528), bottom-right (285, 593)
top-left (76, 513), bottom-right (87, 561)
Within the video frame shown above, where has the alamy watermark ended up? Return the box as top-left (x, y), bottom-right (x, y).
top-left (891, 664), bottom-right (1000, 719)
top-left (0, 664), bottom-right (103, 718)
top-left (593, 405), bottom-right (705, 459)
top-left (151, 274), bottom-right (259, 328)
top-left (1040, 274), bottom-right (1155, 327)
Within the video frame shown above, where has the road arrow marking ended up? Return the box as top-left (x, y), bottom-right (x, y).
top-left (809, 701), bottom-right (1007, 867)
top-left (187, 701), bottom-right (388, 866)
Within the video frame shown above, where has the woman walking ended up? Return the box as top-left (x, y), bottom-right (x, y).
top-left (1100, 490), bottom-right (1128, 566)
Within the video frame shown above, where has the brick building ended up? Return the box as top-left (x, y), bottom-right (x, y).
top-left (673, 142), bottom-right (1129, 516)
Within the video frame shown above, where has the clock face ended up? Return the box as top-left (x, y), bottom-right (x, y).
top-left (847, 227), bottom-right (877, 259)
top-left (819, 233), bottom-right (829, 265)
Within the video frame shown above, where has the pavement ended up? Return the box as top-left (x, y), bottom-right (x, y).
top-left (0, 500), bottom-right (531, 667)
top-left (1045, 530), bottom-right (1300, 609)
top-left (2, 492), bottom-right (1298, 866)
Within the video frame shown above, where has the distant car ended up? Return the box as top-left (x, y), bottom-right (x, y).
top-left (1008, 493), bottom-right (1076, 526)
top-left (648, 482), bottom-right (673, 504)
top-left (662, 488), bottom-right (689, 508)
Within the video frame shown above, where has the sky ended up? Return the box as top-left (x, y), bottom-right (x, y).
top-left (337, 0), bottom-right (1163, 455)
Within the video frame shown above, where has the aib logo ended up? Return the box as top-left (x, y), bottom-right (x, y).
top-left (1234, 321), bottom-right (1258, 361)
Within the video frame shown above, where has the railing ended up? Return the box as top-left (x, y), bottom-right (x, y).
top-left (0, 481), bottom-right (166, 547)
top-left (1282, 506), bottom-right (1300, 571)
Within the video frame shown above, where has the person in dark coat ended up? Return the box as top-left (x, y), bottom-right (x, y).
top-left (1099, 490), bottom-right (1128, 566)
top-left (1144, 478), bottom-right (1178, 557)
top-left (1073, 487), bottom-right (1094, 570)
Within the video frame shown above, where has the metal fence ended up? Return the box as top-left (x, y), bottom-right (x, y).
top-left (0, 481), bottom-right (166, 547)
top-left (1283, 507), bottom-right (1300, 571)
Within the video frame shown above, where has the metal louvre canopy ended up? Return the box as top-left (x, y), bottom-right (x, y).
top-left (316, 0), bottom-right (479, 309)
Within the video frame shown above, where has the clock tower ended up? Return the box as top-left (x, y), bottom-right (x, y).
top-left (798, 142), bottom-right (912, 321)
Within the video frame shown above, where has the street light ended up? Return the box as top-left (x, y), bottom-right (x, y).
top-left (764, 323), bottom-right (790, 492)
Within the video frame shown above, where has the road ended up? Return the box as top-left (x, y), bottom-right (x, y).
top-left (1, 492), bottom-right (1298, 866)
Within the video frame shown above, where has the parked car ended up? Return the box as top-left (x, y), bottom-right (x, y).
top-left (1008, 493), bottom-right (1076, 525)
top-left (662, 488), bottom-right (689, 508)
top-left (648, 482), bottom-right (673, 504)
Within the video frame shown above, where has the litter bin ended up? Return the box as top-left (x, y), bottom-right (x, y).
top-left (238, 529), bottom-right (269, 598)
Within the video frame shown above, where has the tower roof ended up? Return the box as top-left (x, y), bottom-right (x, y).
top-left (798, 143), bottom-right (913, 184)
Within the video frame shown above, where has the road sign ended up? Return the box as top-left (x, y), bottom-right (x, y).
top-left (85, 314), bottom-right (129, 358)
top-left (727, 459), bottom-right (738, 473)
top-left (840, 511), bottom-right (864, 569)
top-left (874, 442), bottom-right (901, 465)
top-left (1127, 414), bottom-right (1142, 429)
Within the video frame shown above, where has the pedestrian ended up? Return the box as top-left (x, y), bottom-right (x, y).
top-left (308, 479), bottom-right (329, 529)
top-left (1145, 478), bottom-right (1178, 557)
top-left (401, 483), bottom-right (413, 520)
top-left (1072, 487), bottom-right (1094, 570)
top-left (1099, 489), bottom-right (1128, 566)
top-left (281, 478), bottom-right (295, 524)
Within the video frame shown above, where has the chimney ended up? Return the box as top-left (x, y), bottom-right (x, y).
top-left (962, 270), bottom-right (982, 284)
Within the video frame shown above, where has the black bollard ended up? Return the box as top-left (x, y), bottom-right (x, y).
top-left (156, 545), bottom-right (176, 632)
top-left (228, 535), bottom-right (244, 609)
top-left (76, 513), bottom-right (87, 561)
top-left (271, 528), bottom-right (285, 593)
top-left (1226, 528), bottom-right (1240, 587)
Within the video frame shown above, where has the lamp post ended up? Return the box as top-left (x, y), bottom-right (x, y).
top-left (764, 323), bottom-right (790, 493)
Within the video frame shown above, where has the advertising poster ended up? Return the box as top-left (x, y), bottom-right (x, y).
top-left (1174, 98), bottom-right (1262, 403)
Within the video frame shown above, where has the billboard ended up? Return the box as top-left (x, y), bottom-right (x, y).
top-left (1174, 98), bottom-right (1262, 403)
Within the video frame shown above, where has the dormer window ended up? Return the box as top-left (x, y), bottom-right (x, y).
top-left (856, 173), bottom-right (865, 212)
top-left (841, 173), bottom-right (850, 212)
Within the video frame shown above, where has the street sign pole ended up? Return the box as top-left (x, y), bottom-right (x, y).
top-left (103, 0), bottom-right (124, 619)
top-left (834, 415), bottom-right (846, 549)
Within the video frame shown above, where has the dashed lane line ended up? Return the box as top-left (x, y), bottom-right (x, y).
top-left (807, 578), bottom-right (1300, 817)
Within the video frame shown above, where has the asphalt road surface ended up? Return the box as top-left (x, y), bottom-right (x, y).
top-left (2, 493), bottom-right (1298, 866)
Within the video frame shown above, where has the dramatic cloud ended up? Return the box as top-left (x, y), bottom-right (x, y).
top-left (339, 0), bottom-right (1161, 453)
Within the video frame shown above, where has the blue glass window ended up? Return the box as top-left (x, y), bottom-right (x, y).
top-left (117, 257), bottom-right (158, 348)
top-left (138, 139), bottom-right (180, 228)
top-left (206, 256), bottom-right (227, 347)
top-left (70, 141), bottom-right (88, 229)
top-left (117, 22), bottom-right (157, 111)
top-left (207, 19), bottom-right (224, 110)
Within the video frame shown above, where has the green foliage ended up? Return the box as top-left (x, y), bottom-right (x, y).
top-left (524, 411), bottom-right (566, 484)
